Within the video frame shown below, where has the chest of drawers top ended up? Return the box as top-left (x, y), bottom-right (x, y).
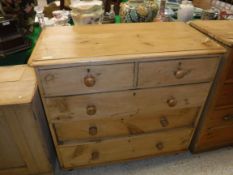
top-left (0, 65), bottom-right (36, 106)
top-left (28, 22), bottom-right (225, 67)
top-left (190, 20), bottom-right (233, 48)
top-left (190, 20), bottom-right (233, 85)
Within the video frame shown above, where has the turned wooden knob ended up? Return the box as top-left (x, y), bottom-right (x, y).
top-left (160, 117), bottom-right (169, 127)
top-left (174, 69), bottom-right (187, 79)
top-left (89, 126), bottom-right (98, 136)
top-left (86, 105), bottom-right (97, 116)
top-left (167, 97), bottom-right (177, 107)
top-left (156, 142), bottom-right (164, 150)
top-left (84, 75), bottom-right (96, 87)
top-left (91, 151), bottom-right (99, 160)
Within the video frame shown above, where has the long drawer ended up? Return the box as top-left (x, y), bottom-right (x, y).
top-left (205, 108), bottom-right (233, 129)
top-left (198, 126), bottom-right (233, 150)
top-left (138, 58), bottom-right (219, 88)
top-left (45, 83), bottom-right (211, 121)
top-left (58, 127), bottom-right (193, 169)
top-left (38, 63), bottom-right (134, 97)
top-left (53, 107), bottom-right (199, 144)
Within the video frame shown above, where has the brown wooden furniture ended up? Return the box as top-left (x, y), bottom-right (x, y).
top-left (189, 20), bottom-right (233, 152)
top-left (0, 17), bottom-right (31, 56)
top-left (28, 22), bottom-right (225, 169)
top-left (192, 0), bottom-right (212, 9)
top-left (0, 65), bottom-right (55, 175)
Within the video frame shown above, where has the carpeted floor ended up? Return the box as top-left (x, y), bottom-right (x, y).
top-left (56, 147), bottom-right (233, 175)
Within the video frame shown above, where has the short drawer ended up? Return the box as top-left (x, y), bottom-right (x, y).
top-left (53, 107), bottom-right (199, 144)
top-left (138, 58), bottom-right (219, 88)
top-left (44, 83), bottom-right (210, 121)
top-left (205, 108), bottom-right (233, 129)
top-left (58, 127), bottom-right (193, 168)
top-left (39, 63), bottom-right (134, 97)
top-left (216, 83), bottom-right (233, 108)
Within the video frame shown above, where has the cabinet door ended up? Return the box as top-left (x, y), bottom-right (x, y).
top-left (0, 107), bottom-right (37, 175)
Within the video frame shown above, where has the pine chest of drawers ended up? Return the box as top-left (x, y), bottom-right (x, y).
top-left (190, 20), bottom-right (233, 152)
top-left (29, 22), bottom-right (225, 169)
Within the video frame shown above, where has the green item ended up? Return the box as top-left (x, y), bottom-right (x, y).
top-left (115, 15), bottom-right (121, 23)
top-left (0, 24), bottom-right (41, 66)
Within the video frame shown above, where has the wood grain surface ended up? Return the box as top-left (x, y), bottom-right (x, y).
top-left (39, 63), bottom-right (134, 97)
top-left (28, 23), bottom-right (225, 66)
top-left (190, 20), bottom-right (233, 47)
top-left (58, 127), bottom-right (193, 168)
top-left (189, 20), bottom-right (233, 152)
top-left (44, 83), bottom-right (211, 121)
top-left (138, 58), bottom-right (219, 88)
top-left (52, 107), bottom-right (199, 144)
top-left (0, 65), bottom-right (36, 105)
top-left (0, 65), bottom-right (54, 175)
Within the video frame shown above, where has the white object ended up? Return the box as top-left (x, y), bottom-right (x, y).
top-left (109, 4), bottom-right (115, 19)
top-left (177, 0), bottom-right (194, 22)
top-left (52, 10), bottom-right (64, 19)
top-left (34, 6), bottom-right (45, 27)
top-left (71, 0), bottom-right (81, 5)
top-left (70, 0), bottom-right (103, 25)
top-left (44, 18), bottom-right (55, 27)
top-left (51, 10), bottom-right (70, 26)
top-left (106, 4), bottom-right (115, 20)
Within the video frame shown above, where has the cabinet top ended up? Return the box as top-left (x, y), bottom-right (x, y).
top-left (0, 65), bottom-right (36, 105)
top-left (190, 20), bottom-right (233, 47)
top-left (29, 22), bottom-right (225, 67)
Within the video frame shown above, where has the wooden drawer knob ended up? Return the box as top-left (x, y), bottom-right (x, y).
top-left (84, 75), bottom-right (96, 87)
top-left (156, 142), bottom-right (164, 150)
top-left (86, 105), bottom-right (97, 116)
top-left (91, 151), bottom-right (99, 160)
top-left (89, 126), bottom-right (98, 136)
top-left (223, 114), bottom-right (233, 121)
top-left (167, 97), bottom-right (177, 107)
top-left (174, 69), bottom-right (187, 79)
top-left (160, 117), bottom-right (169, 127)
top-left (44, 74), bottom-right (54, 82)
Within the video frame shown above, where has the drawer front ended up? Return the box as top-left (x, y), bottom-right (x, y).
top-left (226, 67), bottom-right (233, 83)
top-left (58, 127), bottom-right (193, 168)
top-left (45, 83), bottom-right (210, 121)
top-left (216, 83), bottom-right (233, 108)
top-left (53, 107), bottom-right (199, 144)
top-left (206, 108), bottom-right (233, 129)
top-left (225, 51), bottom-right (233, 83)
top-left (39, 63), bottom-right (134, 97)
top-left (198, 126), bottom-right (233, 150)
top-left (138, 58), bottom-right (219, 88)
